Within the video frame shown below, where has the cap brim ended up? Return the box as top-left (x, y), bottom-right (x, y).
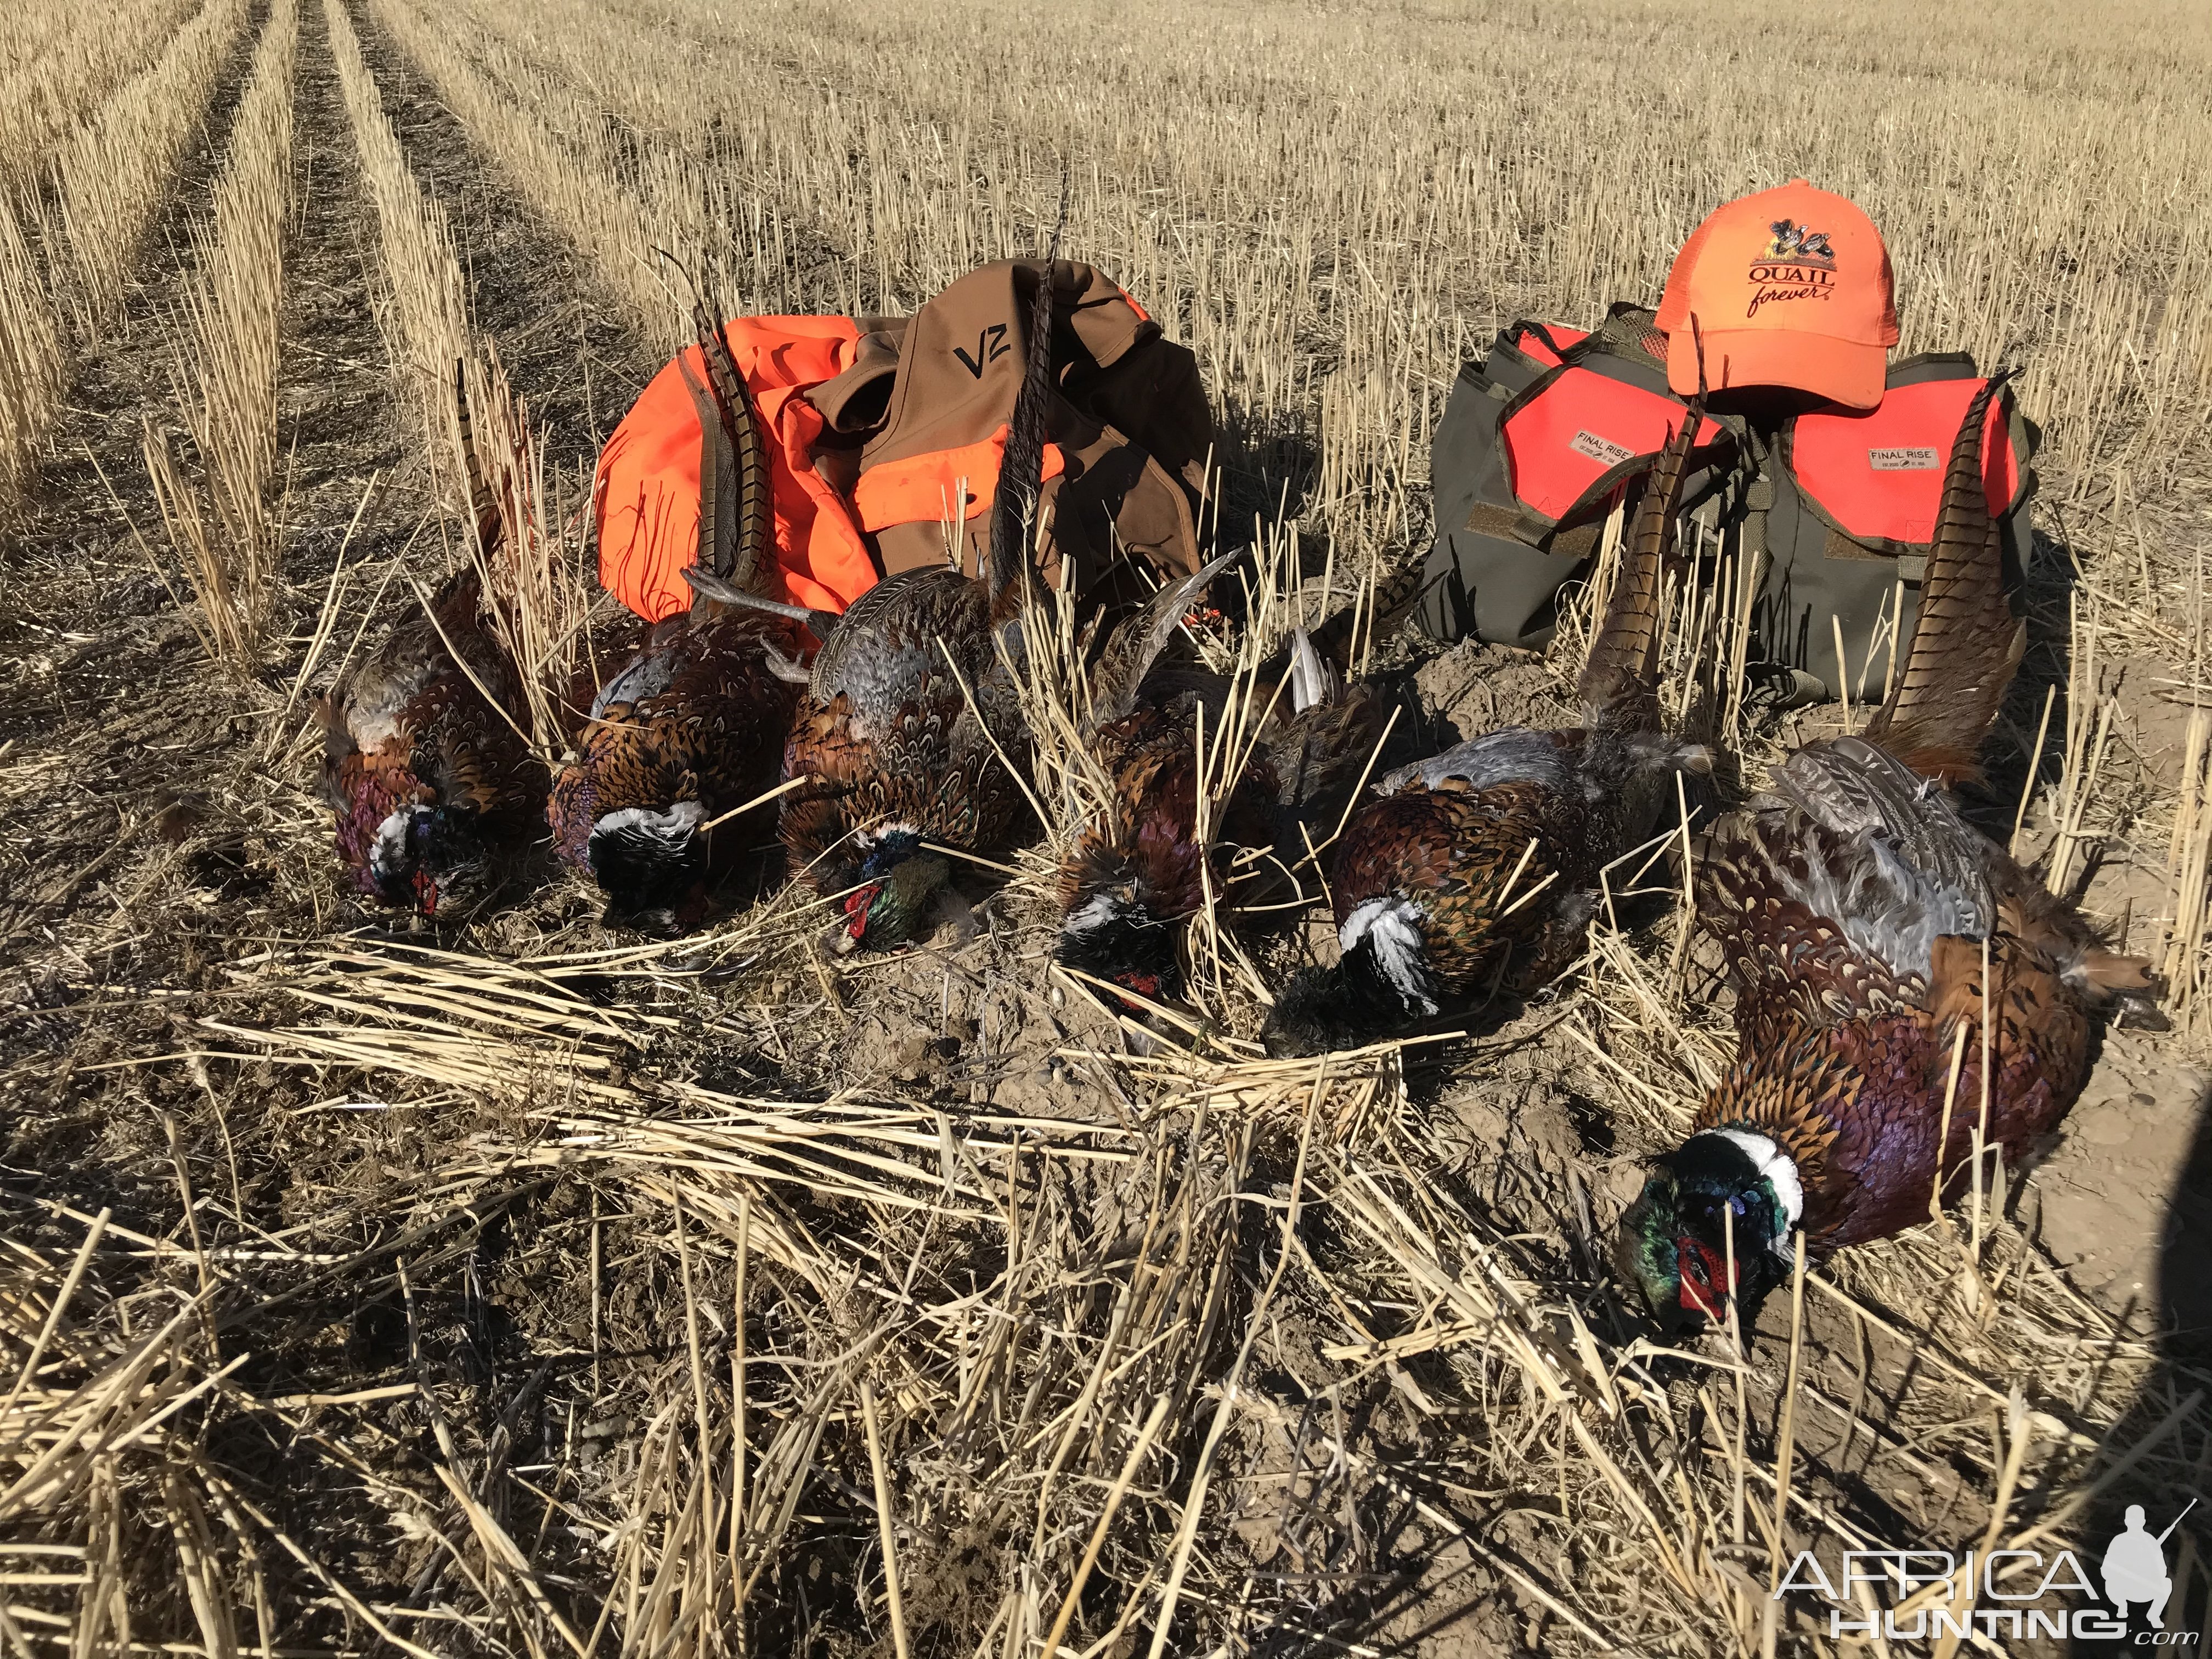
top-left (1667, 327), bottom-right (1886, 411)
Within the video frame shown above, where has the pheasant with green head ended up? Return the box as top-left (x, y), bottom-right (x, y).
top-left (320, 380), bottom-right (543, 920)
top-left (1053, 556), bottom-right (1383, 1007)
top-left (702, 223), bottom-right (1069, 951)
top-left (1619, 374), bottom-right (2158, 1328)
top-left (549, 297), bottom-right (799, 934)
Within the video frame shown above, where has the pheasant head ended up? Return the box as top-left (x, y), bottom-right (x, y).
top-left (833, 830), bottom-right (951, 953)
top-left (1261, 898), bottom-right (1438, 1058)
top-left (1617, 1129), bottom-right (1802, 1329)
top-left (585, 799), bottom-right (712, 935)
top-left (1056, 869), bottom-right (1185, 1006)
top-left (365, 799), bottom-right (497, 919)
top-left (1054, 795), bottom-right (1211, 1008)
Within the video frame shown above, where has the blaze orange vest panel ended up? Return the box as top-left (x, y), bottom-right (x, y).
top-left (851, 426), bottom-right (1066, 534)
top-left (594, 315), bottom-right (871, 624)
top-left (1785, 378), bottom-right (2023, 547)
top-left (1500, 366), bottom-right (1726, 525)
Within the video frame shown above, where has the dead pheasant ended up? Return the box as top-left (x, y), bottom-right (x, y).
top-left (548, 301), bottom-right (799, 933)
top-left (1054, 569), bottom-right (1383, 1007)
top-left (1618, 373), bottom-right (2158, 1327)
top-left (689, 224), bottom-right (1064, 951)
top-left (1262, 381), bottom-right (1713, 1058)
top-left (319, 434), bottom-right (540, 918)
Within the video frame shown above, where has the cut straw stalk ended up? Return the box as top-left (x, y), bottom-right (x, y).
top-left (53, 0), bottom-right (250, 330)
top-left (859, 1383), bottom-right (911, 1659)
top-left (453, 347), bottom-right (595, 760)
top-left (0, 194), bottom-right (63, 497)
top-left (146, 0), bottom-right (297, 668)
top-left (327, 0), bottom-right (590, 756)
top-left (324, 0), bottom-right (470, 438)
top-left (2165, 703), bottom-right (2212, 1025)
top-left (369, 0), bottom-right (682, 344)
top-left (0, 0), bottom-right (206, 200)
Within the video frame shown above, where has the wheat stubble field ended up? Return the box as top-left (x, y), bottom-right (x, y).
top-left (3, 0), bottom-right (2212, 1653)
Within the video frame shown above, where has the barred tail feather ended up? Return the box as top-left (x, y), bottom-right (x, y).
top-left (1086, 550), bottom-right (1237, 727)
top-left (989, 180), bottom-right (1067, 625)
top-left (1577, 338), bottom-right (1705, 723)
top-left (1860, 371), bottom-right (2022, 781)
top-left (687, 291), bottom-right (775, 597)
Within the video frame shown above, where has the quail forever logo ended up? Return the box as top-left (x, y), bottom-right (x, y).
top-left (1745, 216), bottom-right (1839, 320)
top-left (1773, 1500), bottom-right (2199, 1644)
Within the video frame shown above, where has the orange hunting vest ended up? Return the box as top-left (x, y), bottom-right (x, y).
top-left (592, 263), bottom-right (1211, 625)
top-left (594, 315), bottom-right (875, 624)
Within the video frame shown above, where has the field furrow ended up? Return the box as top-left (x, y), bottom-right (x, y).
top-left (0, 0), bottom-right (212, 202)
top-left (52, 0), bottom-right (255, 329)
top-left (145, 0), bottom-right (300, 667)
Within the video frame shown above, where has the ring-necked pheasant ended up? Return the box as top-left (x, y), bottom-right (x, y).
top-left (1054, 568), bottom-right (1383, 1007)
top-left (548, 302), bottom-right (800, 934)
top-left (691, 228), bottom-right (1064, 952)
top-left (1617, 373), bottom-right (2158, 1327)
top-left (320, 387), bottom-right (542, 918)
top-left (1261, 382), bottom-right (1713, 1058)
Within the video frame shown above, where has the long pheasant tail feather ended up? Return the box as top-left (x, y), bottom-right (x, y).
top-left (1860, 370), bottom-right (2022, 781)
top-left (682, 567), bottom-right (839, 639)
top-left (689, 290), bottom-right (774, 597)
top-left (455, 359), bottom-right (503, 557)
top-left (1576, 324), bottom-right (1706, 721)
top-left (1087, 549), bottom-right (1238, 727)
top-left (988, 176), bottom-right (1067, 626)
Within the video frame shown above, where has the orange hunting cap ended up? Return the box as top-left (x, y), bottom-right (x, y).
top-left (1656, 180), bottom-right (1899, 411)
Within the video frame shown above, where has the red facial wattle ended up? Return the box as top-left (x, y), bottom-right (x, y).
top-left (844, 883), bottom-right (881, 940)
top-left (1677, 1236), bottom-right (1736, 1317)
top-left (1116, 972), bottom-right (1160, 999)
top-left (413, 870), bottom-right (440, 915)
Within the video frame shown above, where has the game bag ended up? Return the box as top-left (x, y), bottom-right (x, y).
top-left (1418, 312), bottom-right (2038, 699)
top-left (592, 260), bottom-right (1212, 625)
top-left (1416, 306), bottom-right (1735, 650)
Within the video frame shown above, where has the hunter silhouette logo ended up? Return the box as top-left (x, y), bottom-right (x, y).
top-left (1774, 1499), bottom-right (2203, 1643)
top-left (953, 323), bottom-right (1013, 378)
top-left (2105, 1500), bottom-right (2195, 1627)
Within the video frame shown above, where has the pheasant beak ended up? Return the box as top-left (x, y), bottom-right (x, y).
top-left (832, 882), bottom-right (882, 954)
